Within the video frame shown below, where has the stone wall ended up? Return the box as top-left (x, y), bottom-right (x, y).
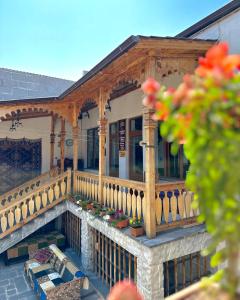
top-left (67, 201), bottom-right (212, 300)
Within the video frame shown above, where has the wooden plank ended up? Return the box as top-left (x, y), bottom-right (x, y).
top-left (118, 244), bottom-right (121, 281)
top-left (190, 254), bottom-right (193, 282)
top-left (171, 193), bottom-right (178, 222)
top-left (155, 194), bottom-right (162, 225)
top-left (129, 253), bottom-right (132, 279)
top-left (114, 242), bottom-right (117, 283)
top-left (166, 261), bottom-right (169, 296)
top-left (197, 253), bottom-right (201, 279)
top-left (109, 239), bottom-right (113, 287)
top-left (174, 258), bottom-right (178, 292)
top-left (182, 256), bottom-right (186, 288)
top-left (163, 193), bottom-right (169, 223)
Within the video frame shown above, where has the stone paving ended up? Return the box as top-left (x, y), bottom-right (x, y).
top-left (0, 248), bottom-right (108, 300)
top-left (0, 259), bottom-right (36, 300)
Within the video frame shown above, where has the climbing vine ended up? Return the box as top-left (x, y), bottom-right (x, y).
top-left (142, 42), bottom-right (240, 298)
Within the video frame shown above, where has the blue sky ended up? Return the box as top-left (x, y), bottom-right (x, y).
top-left (0, 0), bottom-right (229, 80)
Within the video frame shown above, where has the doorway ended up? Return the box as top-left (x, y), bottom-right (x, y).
top-left (129, 116), bottom-right (143, 181)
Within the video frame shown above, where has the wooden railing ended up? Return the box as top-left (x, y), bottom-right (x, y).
top-left (0, 167), bottom-right (60, 208)
top-left (102, 176), bottom-right (145, 219)
top-left (155, 181), bottom-right (199, 232)
top-left (74, 171), bottom-right (99, 202)
top-left (74, 171), bottom-right (199, 233)
top-left (74, 171), bottom-right (145, 219)
top-left (0, 169), bottom-right (71, 239)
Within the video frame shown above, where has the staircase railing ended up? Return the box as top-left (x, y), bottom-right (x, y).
top-left (0, 167), bottom-right (60, 208)
top-left (0, 169), bottom-right (71, 239)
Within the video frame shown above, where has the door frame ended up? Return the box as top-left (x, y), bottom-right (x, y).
top-left (128, 116), bottom-right (143, 181)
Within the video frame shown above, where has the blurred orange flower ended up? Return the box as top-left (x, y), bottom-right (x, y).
top-left (107, 280), bottom-right (144, 300)
top-left (196, 42), bottom-right (240, 78)
top-left (142, 77), bottom-right (160, 95)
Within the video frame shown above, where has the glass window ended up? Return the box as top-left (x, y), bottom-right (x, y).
top-left (129, 116), bottom-right (143, 181)
top-left (109, 122), bottom-right (119, 177)
top-left (157, 124), bottom-right (189, 179)
top-left (87, 127), bottom-right (99, 170)
top-left (130, 117), bottom-right (142, 131)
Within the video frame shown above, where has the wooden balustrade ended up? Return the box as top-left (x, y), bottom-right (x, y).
top-left (74, 172), bottom-right (199, 234)
top-left (102, 176), bottom-right (145, 219)
top-left (0, 167), bottom-right (60, 208)
top-left (74, 171), bottom-right (99, 202)
top-left (155, 182), bottom-right (199, 232)
top-left (0, 169), bottom-right (71, 239)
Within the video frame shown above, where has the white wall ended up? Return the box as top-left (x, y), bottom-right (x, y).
top-left (79, 89), bottom-right (144, 179)
top-left (0, 116), bottom-right (51, 173)
top-left (191, 9), bottom-right (240, 54)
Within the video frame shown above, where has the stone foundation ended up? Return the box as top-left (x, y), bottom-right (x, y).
top-left (67, 201), bottom-right (212, 300)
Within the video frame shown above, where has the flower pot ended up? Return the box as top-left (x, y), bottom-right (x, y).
top-left (116, 219), bottom-right (129, 229)
top-left (86, 203), bottom-right (93, 210)
top-left (130, 226), bottom-right (145, 237)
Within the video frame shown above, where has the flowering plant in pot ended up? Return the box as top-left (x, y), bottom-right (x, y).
top-left (129, 218), bottom-right (144, 237)
top-left (109, 210), bottom-right (129, 229)
top-left (143, 42), bottom-right (240, 299)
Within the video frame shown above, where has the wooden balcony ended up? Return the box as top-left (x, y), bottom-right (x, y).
top-left (74, 170), bottom-right (199, 236)
top-left (0, 169), bottom-right (198, 240)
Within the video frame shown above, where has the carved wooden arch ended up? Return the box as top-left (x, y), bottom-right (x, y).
top-left (80, 98), bottom-right (98, 113)
top-left (0, 102), bottom-right (77, 126)
top-left (108, 79), bottom-right (140, 101)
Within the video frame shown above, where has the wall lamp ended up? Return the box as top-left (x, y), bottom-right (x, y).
top-left (105, 100), bottom-right (111, 112)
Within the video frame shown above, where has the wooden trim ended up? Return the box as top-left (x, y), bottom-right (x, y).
top-left (129, 115), bottom-right (143, 181)
top-left (156, 217), bottom-right (197, 233)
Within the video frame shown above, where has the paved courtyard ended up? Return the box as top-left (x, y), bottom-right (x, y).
top-left (0, 259), bottom-right (35, 300)
top-left (0, 248), bottom-right (108, 300)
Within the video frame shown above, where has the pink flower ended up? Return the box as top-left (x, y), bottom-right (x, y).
top-left (142, 78), bottom-right (160, 95)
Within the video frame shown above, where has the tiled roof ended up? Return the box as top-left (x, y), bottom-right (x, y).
top-left (0, 68), bottom-right (74, 101)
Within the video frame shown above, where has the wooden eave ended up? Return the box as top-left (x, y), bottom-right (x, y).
top-left (0, 36), bottom-right (216, 125)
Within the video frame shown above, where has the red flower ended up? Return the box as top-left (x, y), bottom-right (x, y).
top-left (142, 78), bottom-right (160, 95)
top-left (107, 280), bottom-right (143, 300)
top-left (196, 42), bottom-right (240, 78)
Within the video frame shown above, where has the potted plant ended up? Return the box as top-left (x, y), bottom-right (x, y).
top-left (109, 210), bottom-right (129, 229)
top-left (129, 218), bottom-right (144, 237)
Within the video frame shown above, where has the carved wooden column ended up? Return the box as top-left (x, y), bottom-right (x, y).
top-left (144, 55), bottom-right (157, 238)
top-left (60, 118), bottom-right (66, 173)
top-left (72, 125), bottom-right (79, 171)
top-left (50, 114), bottom-right (56, 169)
top-left (98, 90), bottom-right (107, 204)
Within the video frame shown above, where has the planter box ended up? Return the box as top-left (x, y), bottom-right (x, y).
top-left (116, 219), bottom-right (129, 229)
top-left (130, 226), bottom-right (145, 237)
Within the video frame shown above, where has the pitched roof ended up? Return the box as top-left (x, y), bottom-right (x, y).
top-left (0, 68), bottom-right (74, 102)
top-left (60, 35), bottom-right (215, 99)
top-left (176, 0), bottom-right (240, 38)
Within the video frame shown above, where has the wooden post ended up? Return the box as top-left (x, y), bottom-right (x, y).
top-left (144, 55), bottom-right (157, 238)
top-left (72, 125), bottom-right (79, 192)
top-left (60, 118), bottom-right (66, 173)
top-left (98, 89), bottom-right (107, 204)
top-left (50, 114), bottom-right (56, 169)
